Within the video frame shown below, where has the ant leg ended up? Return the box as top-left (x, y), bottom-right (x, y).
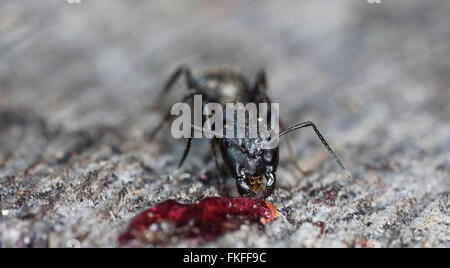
top-left (148, 114), bottom-right (175, 142)
top-left (252, 70), bottom-right (269, 103)
top-left (211, 138), bottom-right (229, 195)
top-left (210, 139), bottom-right (223, 176)
top-left (153, 65), bottom-right (196, 111)
top-left (253, 70), bottom-right (308, 176)
top-left (179, 124), bottom-right (224, 170)
top-left (148, 91), bottom-right (196, 142)
top-left (150, 66), bottom-right (197, 167)
top-left (178, 136), bottom-right (192, 168)
top-left (254, 70), bottom-right (267, 90)
top-left (279, 121), bottom-right (352, 181)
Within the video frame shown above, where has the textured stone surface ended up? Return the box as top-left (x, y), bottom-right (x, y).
top-left (0, 0), bottom-right (449, 247)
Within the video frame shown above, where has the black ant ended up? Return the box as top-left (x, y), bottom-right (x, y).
top-left (149, 65), bottom-right (352, 198)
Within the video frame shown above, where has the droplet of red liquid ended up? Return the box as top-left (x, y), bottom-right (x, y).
top-left (118, 197), bottom-right (277, 246)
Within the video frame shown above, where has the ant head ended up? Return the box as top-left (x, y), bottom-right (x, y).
top-left (219, 136), bottom-right (279, 195)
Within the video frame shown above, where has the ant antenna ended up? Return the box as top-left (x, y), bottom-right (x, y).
top-left (279, 121), bottom-right (352, 181)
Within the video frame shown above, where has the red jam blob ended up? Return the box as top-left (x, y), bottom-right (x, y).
top-left (118, 197), bottom-right (277, 246)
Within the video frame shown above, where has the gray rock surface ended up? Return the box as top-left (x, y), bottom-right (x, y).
top-left (0, 0), bottom-right (449, 247)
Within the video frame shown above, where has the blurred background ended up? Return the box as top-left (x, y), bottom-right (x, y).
top-left (0, 0), bottom-right (449, 247)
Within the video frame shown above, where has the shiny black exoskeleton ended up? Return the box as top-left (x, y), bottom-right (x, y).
top-left (150, 65), bottom-right (351, 198)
